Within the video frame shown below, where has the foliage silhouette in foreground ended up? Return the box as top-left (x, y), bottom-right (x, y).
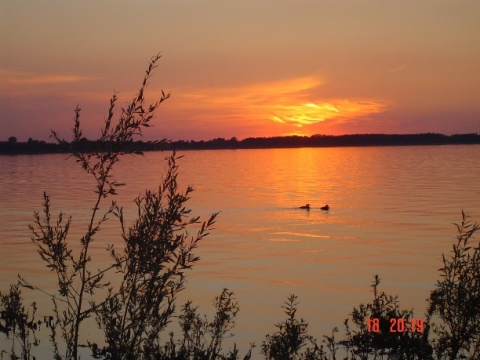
top-left (158, 288), bottom-right (253, 360)
top-left (92, 152), bottom-right (218, 360)
top-left (260, 212), bottom-right (479, 360)
top-left (427, 211), bottom-right (480, 359)
top-left (0, 54), bottom-right (219, 360)
top-left (340, 275), bottom-right (432, 359)
top-left (261, 294), bottom-right (324, 359)
top-left (0, 284), bottom-right (39, 360)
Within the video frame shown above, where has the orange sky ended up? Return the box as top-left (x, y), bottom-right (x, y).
top-left (1, 1), bottom-right (479, 141)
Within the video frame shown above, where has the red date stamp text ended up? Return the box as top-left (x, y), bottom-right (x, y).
top-left (366, 318), bottom-right (424, 333)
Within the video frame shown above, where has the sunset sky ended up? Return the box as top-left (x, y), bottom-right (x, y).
top-left (1, 1), bottom-right (479, 142)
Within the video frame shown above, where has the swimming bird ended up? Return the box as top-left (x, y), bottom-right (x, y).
top-left (320, 205), bottom-right (329, 211)
top-left (299, 204), bottom-right (310, 210)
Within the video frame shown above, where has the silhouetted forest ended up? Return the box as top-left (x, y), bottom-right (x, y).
top-left (2, 133), bottom-right (479, 155)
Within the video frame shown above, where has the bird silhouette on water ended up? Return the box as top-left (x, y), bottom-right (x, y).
top-left (299, 204), bottom-right (330, 211)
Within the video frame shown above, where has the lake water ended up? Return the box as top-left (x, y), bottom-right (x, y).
top-left (1, 145), bottom-right (479, 355)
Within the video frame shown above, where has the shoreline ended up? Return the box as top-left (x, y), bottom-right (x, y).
top-left (2, 133), bottom-right (480, 155)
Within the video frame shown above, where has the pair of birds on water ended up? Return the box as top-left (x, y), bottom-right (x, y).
top-left (300, 204), bottom-right (329, 211)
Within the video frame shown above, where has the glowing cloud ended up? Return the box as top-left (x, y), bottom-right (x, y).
top-left (0, 68), bottom-right (100, 101)
top-left (272, 98), bottom-right (388, 128)
top-left (170, 75), bottom-right (388, 134)
top-left (0, 68), bottom-right (96, 85)
top-left (271, 102), bottom-right (340, 127)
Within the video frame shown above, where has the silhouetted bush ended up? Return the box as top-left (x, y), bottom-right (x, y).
top-left (0, 54), bottom-right (220, 360)
top-left (0, 284), bottom-right (40, 360)
top-left (340, 275), bottom-right (433, 359)
top-left (427, 211), bottom-right (480, 359)
top-left (261, 294), bottom-right (325, 359)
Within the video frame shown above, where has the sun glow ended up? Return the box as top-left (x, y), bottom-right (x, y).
top-left (270, 98), bottom-right (387, 129)
top-left (271, 102), bottom-right (340, 127)
top-left (159, 75), bottom-right (389, 138)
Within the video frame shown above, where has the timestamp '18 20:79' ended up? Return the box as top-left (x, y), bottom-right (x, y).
top-left (366, 318), bottom-right (424, 333)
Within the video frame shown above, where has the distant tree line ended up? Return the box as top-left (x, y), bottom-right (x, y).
top-left (1, 133), bottom-right (480, 154)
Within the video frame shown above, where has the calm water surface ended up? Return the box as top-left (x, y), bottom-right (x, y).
top-left (1, 145), bottom-right (479, 352)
